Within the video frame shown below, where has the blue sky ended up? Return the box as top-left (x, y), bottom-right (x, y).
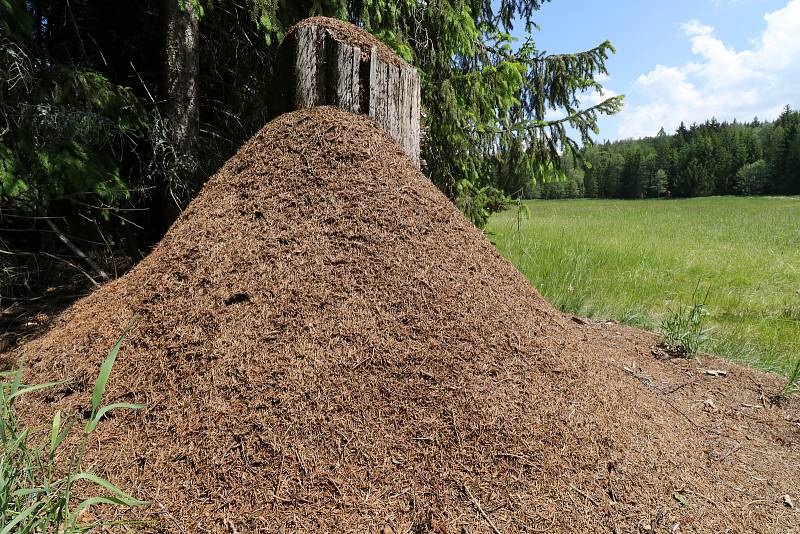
top-left (512, 0), bottom-right (800, 140)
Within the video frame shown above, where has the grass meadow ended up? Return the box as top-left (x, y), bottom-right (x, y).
top-left (487, 196), bottom-right (800, 375)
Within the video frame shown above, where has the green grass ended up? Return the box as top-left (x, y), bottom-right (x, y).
top-left (487, 196), bottom-right (800, 375)
top-left (659, 284), bottom-right (711, 358)
top-left (1, 323), bottom-right (147, 532)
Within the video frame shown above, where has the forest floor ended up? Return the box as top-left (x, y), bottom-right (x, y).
top-left (0, 252), bottom-right (131, 358)
top-left (487, 196), bottom-right (800, 375)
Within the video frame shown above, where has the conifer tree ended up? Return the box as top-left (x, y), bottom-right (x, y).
top-left (649, 169), bottom-right (668, 198)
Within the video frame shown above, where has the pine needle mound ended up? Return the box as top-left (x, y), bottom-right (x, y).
top-left (288, 16), bottom-right (410, 67)
top-left (18, 108), bottom-right (800, 532)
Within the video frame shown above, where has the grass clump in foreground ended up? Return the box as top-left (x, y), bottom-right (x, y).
top-left (487, 196), bottom-right (800, 375)
top-left (659, 286), bottom-right (710, 358)
top-left (1, 323), bottom-right (147, 533)
top-left (776, 358), bottom-right (800, 405)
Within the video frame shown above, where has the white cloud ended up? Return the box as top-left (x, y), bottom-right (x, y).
top-left (582, 85), bottom-right (618, 107)
top-left (682, 20), bottom-right (714, 37)
top-left (618, 0), bottom-right (800, 138)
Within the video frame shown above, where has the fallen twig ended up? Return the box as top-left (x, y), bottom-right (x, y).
top-left (658, 378), bottom-right (696, 395)
top-left (710, 442), bottom-right (741, 462)
top-left (463, 483), bottom-right (502, 534)
top-left (39, 206), bottom-right (110, 283)
top-left (663, 398), bottom-right (700, 428)
top-left (569, 484), bottom-right (600, 506)
top-left (37, 203), bottom-right (111, 282)
top-left (39, 252), bottom-right (101, 288)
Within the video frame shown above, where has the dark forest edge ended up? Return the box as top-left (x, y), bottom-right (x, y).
top-left (523, 106), bottom-right (800, 200)
top-left (1, 0), bottom-right (621, 305)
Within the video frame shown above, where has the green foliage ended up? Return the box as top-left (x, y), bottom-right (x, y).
top-left (0, 325), bottom-right (147, 532)
top-left (1, 0), bottom-right (621, 295)
top-left (581, 108), bottom-right (800, 199)
top-left (0, 239), bottom-right (22, 307)
top-left (528, 159), bottom-right (586, 199)
top-left (248, 0), bottom-right (620, 221)
top-left (372, 29), bottom-right (414, 63)
top-left (454, 179), bottom-right (509, 229)
top-left (0, 0), bottom-right (33, 38)
top-left (660, 286), bottom-right (710, 358)
top-left (776, 357), bottom-right (800, 404)
top-left (735, 159), bottom-right (768, 195)
top-left (0, 36), bottom-right (146, 214)
top-left (648, 168), bottom-right (668, 198)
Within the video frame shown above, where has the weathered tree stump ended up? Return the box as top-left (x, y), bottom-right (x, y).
top-left (270, 17), bottom-right (421, 167)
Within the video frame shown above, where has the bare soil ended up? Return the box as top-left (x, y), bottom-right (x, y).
top-left (15, 107), bottom-right (800, 533)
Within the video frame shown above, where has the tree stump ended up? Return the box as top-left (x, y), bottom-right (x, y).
top-left (270, 17), bottom-right (421, 167)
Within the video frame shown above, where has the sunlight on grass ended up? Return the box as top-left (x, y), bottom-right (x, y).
top-left (488, 196), bottom-right (800, 374)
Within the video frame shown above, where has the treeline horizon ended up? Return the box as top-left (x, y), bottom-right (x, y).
top-left (530, 105), bottom-right (800, 200)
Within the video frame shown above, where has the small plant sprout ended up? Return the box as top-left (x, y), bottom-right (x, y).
top-left (775, 357), bottom-right (800, 405)
top-left (514, 198), bottom-right (530, 236)
top-left (0, 321), bottom-right (147, 533)
top-left (659, 285), bottom-right (711, 358)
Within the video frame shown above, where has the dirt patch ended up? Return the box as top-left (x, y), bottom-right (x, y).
top-left (16, 107), bottom-right (800, 532)
top-left (288, 16), bottom-right (410, 67)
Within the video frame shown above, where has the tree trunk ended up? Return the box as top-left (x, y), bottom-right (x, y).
top-left (162, 0), bottom-right (199, 223)
top-left (271, 20), bottom-right (421, 168)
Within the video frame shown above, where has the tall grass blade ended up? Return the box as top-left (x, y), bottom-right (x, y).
top-left (85, 403), bottom-right (144, 434)
top-left (1, 501), bottom-right (41, 534)
top-left (9, 359), bottom-right (23, 399)
top-left (8, 380), bottom-right (62, 402)
top-left (91, 320), bottom-right (136, 413)
top-left (50, 410), bottom-right (61, 452)
top-left (68, 496), bottom-right (146, 529)
top-left (71, 473), bottom-right (148, 505)
top-left (1, 322), bottom-right (146, 532)
top-left (776, 356), bottom-right (800, 403)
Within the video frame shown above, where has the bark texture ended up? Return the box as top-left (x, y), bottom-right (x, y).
top-left (164, 0), bottom-right (199, 157)
top-left (271, 20), bottom-right (421, 167)
top-left (163, 0), bottom-right (199, 218)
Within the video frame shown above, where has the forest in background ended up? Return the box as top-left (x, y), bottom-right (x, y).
top-left (530, 106), bottom-right (800, 199)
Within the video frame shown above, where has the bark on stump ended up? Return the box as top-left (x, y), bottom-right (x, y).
top-left (270, 19), bottom-right (421, 167)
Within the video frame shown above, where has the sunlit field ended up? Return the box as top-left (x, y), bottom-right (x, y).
top-left (488, 196), bottom-right (800, 374)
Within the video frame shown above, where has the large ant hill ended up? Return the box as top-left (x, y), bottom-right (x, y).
top-left (16, 18), bottom-right (800, 534)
